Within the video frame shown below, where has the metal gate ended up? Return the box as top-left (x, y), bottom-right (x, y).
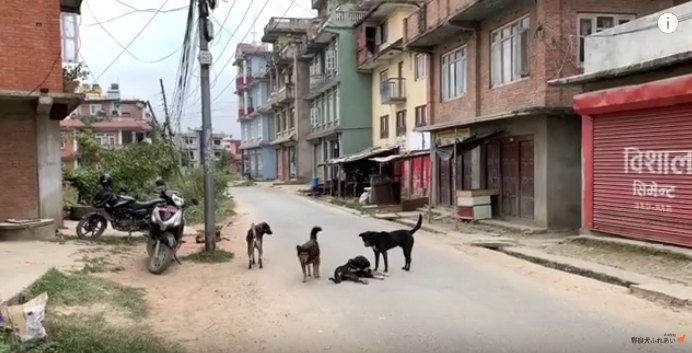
top-left (592, 104), bottom-right (692, 246)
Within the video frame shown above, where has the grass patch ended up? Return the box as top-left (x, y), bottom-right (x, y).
top-left (182, 248), bottom-right (234, 263)
top-left (29, 269), bottom-right (146, 317)
top-left (75, 255), bottom-right (125, 274)
top-left (54, 235), bottom-right (146, 246)
top-left (330, 198), bottom-right (363, 211)
top-left (1, 314), bottom-right (184, 353)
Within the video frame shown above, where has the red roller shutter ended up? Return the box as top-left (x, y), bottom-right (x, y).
top-left (592, 103), bottom-right (692, 247)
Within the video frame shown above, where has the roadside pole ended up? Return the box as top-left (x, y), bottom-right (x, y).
top-left (197, 0), bottom-right (217, 251)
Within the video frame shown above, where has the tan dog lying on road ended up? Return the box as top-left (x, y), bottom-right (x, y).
top-left (297, 226), bottom-right (322, 283)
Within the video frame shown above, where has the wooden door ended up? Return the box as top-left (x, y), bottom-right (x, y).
top-left (438, 157), bottom-right (454, 206)
top-left (484, 136), bottom-right (534, 220)
top-left (501, 140), bottom-right (519, 217)
top-left (519, 139), bottom-right (535, 219)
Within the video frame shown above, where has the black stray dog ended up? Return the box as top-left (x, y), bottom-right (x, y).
top-left (358, 213), bottom-right (422, 274)
top-left (246, 222), bottom-right (273, 269)
top-left (296, 226), bottom-right (322, 282)
top-left (329, 255), bottom-right (385, 285)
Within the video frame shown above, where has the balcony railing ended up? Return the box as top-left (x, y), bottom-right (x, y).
top-left (238, 106), bottom-right (255, 119)
top-left (309, 71), bottom-right (336, 90)
top-left (269, 85), bottom-right (295, 106)
top-left (381, 78), bottom-right (406, 104)
top-left (309, 10), bottom-right (369, 43)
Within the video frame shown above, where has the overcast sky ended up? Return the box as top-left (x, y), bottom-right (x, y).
top-left (78, 0), bottom-right (316, 138)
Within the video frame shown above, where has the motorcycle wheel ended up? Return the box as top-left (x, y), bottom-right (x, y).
top-left (76, 216), bottom-right (107, 240)
top-left (147, 241), bottom-right (173, 275)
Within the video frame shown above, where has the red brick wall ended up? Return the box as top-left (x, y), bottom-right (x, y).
top-left (0, 0), bottom-right (63, 93)
top-left (0, 104), bottom-right (39, 220)
top-left (428, 0), bottom-right (677, 125)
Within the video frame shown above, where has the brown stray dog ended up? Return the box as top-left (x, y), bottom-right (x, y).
top-left (296, 226), bottom-right (322, 283)
top-left (246, 222), bottom-right (273, 269)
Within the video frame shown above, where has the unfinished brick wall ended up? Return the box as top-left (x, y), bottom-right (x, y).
top-left (0, 103), bottom-right (39, 220)
top-left (0, 0), bottom-right (63, 93)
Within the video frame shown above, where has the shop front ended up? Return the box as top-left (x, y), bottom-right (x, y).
top-left (574, 73), bottom-right (692, 247)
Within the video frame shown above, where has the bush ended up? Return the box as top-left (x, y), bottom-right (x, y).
top-left (62, 184), bottom-right (80, 209)
top-left (171, 168), bottom-right (234, 224)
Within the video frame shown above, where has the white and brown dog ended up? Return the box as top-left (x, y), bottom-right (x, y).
top-left (246, 222), bottom-right (273, 269)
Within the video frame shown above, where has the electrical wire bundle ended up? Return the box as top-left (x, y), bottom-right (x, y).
top-left (168, 0), bottom-right (200, 138)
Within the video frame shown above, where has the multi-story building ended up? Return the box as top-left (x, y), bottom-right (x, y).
top-left (178, 128), bottom-right (229, 168)
top-left (552, 2), bottom-right (692, 246)
top-left (302, 0), bottom-right (373, 181)
top-left (404, 0), bottom-right (676, 229)
top-left (234, 43), bottom-right (277, 180)
top-left (262, 17), bottom-right (314, 182)
top-left (357, 1), bottom-right (430, 152)
top-left (222, 136), bottom-right (242, 173)
top-left (355, 0), bottom-right (432, 200)
top-left (60, 84), bottom-right (153, 168)
top-left (0, 0), bottom-right (84, 228)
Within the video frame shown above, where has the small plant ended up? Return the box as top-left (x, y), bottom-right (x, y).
top-left (182, 249), bottom-right (234, 263)
top-left (62, 63), bottom-right (90, 93)
top-left (330, 198), bottom-right (363, 211)
top-left (62, 183), bottom-right (80, 209)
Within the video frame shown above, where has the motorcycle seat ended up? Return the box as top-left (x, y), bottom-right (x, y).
top-left (131, 199), bottom-right (164, 209)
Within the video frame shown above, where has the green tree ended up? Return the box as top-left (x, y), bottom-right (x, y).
top-left (216, 150), bottom-right (234, 172)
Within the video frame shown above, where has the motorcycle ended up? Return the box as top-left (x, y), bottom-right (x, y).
top-left (76, 186), bottom-right (164, 241)
top-left (146, 181), bottom-right (198, 275)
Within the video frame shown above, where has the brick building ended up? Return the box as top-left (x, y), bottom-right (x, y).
top-left (406, 0), bottom-right (678, 229)
top-left (0, 0), bottom-right (84, 228)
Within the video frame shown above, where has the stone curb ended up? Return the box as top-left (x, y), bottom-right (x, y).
top-left (494, 246), bottom-right (692, 311)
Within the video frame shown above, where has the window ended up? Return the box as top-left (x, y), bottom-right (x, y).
top-left (186, 150), bottom-right (196, 161)
top-left (396, 111), bottom-right (406, 136)
top-left (376, 20), bottom-right (388, 47)
top-left (379, 69), bottom-right (389, 100)
top-left (379, 115), bottom-right (389, 139)
top-left (491, 16), bottom-right (530, 87)
top-left (184, 137), bottom-right (194, 145)
top-left (60, 132), bottom-right (67, 149)
top-left (414, 54), bottom-right (427, 81)
top-left (61, 12), bottom-right (79, 63)
top-left (326, 41), bottom-right (337, 76)
top-left (213, 139), bottom-right (221, 146)
top-left (257, 119), bottom-right (263, 139)
top-left (335, 87), bottom-right (340, 124)
top-left (95, 133), bottom-right (116, 146)
top-left (441, 47), bottom-right (467, 100)
top-left (289, 107), bottom-right (295, 128)
top-left (214, 151), bottom-right (222, 159)
top-left (577, 13), bottom-right (635, 66)
top-left (89, 104), bottom-right (102, 115)
top-left (415, 105), bottom-right (427, 127)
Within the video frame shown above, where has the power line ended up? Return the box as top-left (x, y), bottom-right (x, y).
top-left (82, 6), bottom-right (187, 26)
top-left (211, 0), bottom-right (237, 47)
top-left (84, 0), bottom-right (181, 64)
top-left (209, 0), bottom-right (255, 88)
top-left (92, 0), bottom-right (173, 83)
top-left (211, 0), bottom-right (296, 103)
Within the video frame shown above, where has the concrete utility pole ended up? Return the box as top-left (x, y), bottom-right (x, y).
top-left (159, 78), bottom-right (172, 138)
top-left (197, 0), bottom-right (217, 251)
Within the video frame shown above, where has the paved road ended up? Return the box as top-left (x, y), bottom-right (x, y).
top-left (227, 187), bottom-right (691, 353)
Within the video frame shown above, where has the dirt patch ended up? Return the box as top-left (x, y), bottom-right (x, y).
top-left (54, 303), bottom-right (135, 328)
top-left (545, 239), bottom-right (692, 286)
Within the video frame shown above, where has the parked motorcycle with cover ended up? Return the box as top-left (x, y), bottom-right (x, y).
top-left (146, 180), bottom-right (198, 275)
top-left (76, 174), bottom-right (164, 240)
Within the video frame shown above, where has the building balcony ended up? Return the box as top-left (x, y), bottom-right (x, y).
top-left (268, 85), bottom-right (295, 107)
top-left (235, 76), bottom-right (254, 92)
top-left (274, 43), bottom-right (298, 64)
top-left (404, 0), bottom-right (528, 50)
top-left (262, 17), bottom-right (312, 42)
top-left (237, 106), bottom-right (255, 120)
top-left (308, 10), bottom-right (369, 46)
top-left (357, 39), bottom-right (405, 71)
top-left (307, 72), bottom-right (338, 99)
top-left (381, 77), bottom-right (406, 104)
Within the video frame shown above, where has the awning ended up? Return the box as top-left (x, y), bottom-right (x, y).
top-left (413, 107), bottom-right (573, 132)
top-left (326, 146), bottom-right (399, 165)
top-left (370, 149), bottom-right (430, 163)
top-left (435, 130), bottom-right (503, 160)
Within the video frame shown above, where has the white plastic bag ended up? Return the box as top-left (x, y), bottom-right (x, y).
top-left (0, 292), bottom-right (48, 343)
